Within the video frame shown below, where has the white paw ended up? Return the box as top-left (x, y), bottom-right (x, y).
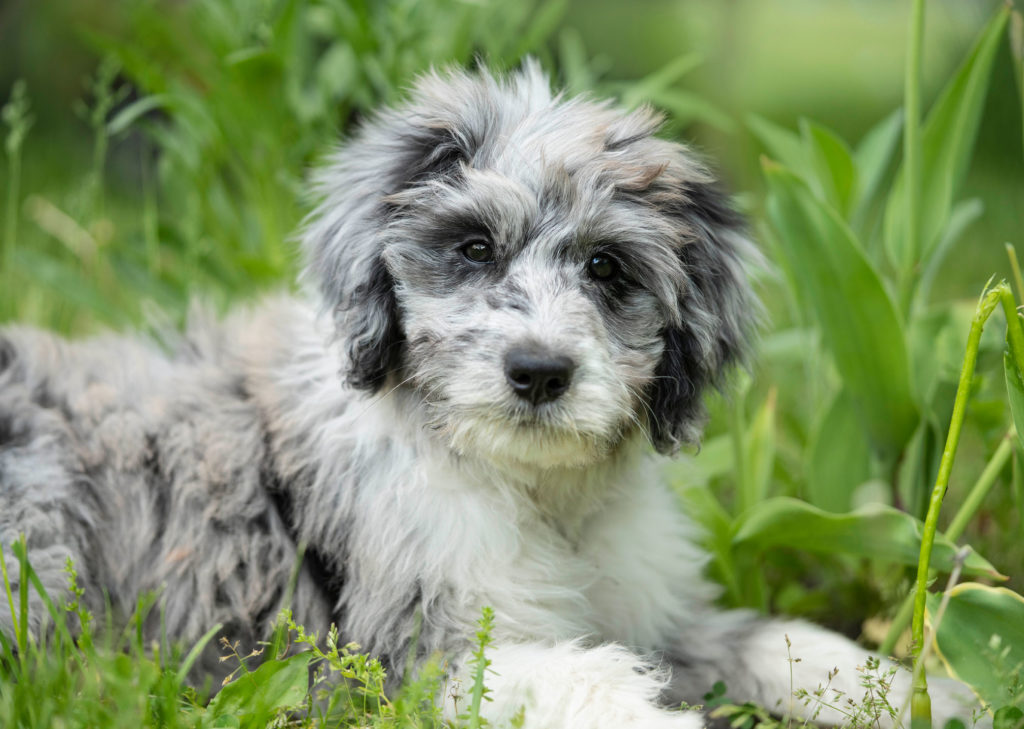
top-left (456, 641), bottom-right (705, 729)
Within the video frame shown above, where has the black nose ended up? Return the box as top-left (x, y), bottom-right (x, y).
top-left (504, 348), bottom-right (575, 406)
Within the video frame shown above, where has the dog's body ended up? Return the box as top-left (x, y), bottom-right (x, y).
top-left (1, 64), bottom-right (977, 727)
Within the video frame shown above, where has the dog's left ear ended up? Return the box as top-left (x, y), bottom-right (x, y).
top-left (301, 78), bottom-right (485, 392)
top-left (647, 176), bottom-right (755, 454)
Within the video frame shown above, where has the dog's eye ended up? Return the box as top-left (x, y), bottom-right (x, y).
top-left (587, 254), bottom-right (619, 282)
top-left (461, 238), bottom-right (495, 264)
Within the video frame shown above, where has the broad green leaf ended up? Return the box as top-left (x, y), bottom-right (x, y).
top-left (852, 108), bottom-right (903, 220)
top-left (1004, 352), bottom-right (1024, 454)
top-left (207, 652), bottom-right (312, 727)
top-left (805, 390), bottom-right (872, 513)
top-left (801, 119), bottom-right (858, 217)
top-left (928, 583), bottom-right (1024, 710)
top-left (748, 114), bottom-right (812, 181)
top-left (733, 497), bottom-right (1004, 580)
top-left (883, 5), bottom-right (1010, 272)
top-left (764, 161), bottom-right (918, 457)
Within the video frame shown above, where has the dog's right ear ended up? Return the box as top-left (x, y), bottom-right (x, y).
top-left (301, 80), bottom-right (483, 393)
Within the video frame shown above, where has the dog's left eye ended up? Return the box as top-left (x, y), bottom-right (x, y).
top-left (587, 254), bottom-right (620, 282)
top-left (461, 238), bottom-right (495, 264)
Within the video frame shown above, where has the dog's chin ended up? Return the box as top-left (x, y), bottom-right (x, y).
top-left (441, 411), bottom-right (625, 471)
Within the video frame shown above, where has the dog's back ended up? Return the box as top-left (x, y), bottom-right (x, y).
top-left (0, 309), bottom-right (334, 678)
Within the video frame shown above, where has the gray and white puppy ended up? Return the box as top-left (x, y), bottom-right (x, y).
top-left (0, 63), bottom-right (977, 728)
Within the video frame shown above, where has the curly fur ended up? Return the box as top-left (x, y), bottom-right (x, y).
top-left (0, 62), bottom-right (979, 727)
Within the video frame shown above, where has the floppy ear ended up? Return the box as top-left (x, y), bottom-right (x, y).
top-left (647, 177), bottom-right (756, 454)
top-left (301, 87), bottom-right (482, 393)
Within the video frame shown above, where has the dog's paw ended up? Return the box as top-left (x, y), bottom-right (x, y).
top-left (454, 641), bottom-right (704, 729)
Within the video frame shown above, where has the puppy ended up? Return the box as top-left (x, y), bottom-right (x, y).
top-left (0, 62), bottom-right (977, 728)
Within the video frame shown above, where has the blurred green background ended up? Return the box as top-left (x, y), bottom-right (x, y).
top-left (2, 0), bottom-right (1024, 648)
top-left (2, 0), bottom-right (1019, 329)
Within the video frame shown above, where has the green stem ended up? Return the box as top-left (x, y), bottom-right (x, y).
top-left (911, 285), bottom-right (1002, 719)
top-left (1006, 243), bottom-right (1024, 303)
top-left (880, 424), bottom-right (1014, 656)
top-left (1001, 286), bottom-right (1024, 376)
top-left (900, 0), bottom-right (926, 312)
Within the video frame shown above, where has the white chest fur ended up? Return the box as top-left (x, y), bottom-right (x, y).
top-left (348, 424), bottom-right (716, 652)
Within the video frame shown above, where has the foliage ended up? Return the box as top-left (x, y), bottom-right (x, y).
top-left (3, 0), bottom-right (1024, 725)
top-left (664, 2), bottom-right (1024, 723)
top-left (0, 537), bottom-right (504, 727)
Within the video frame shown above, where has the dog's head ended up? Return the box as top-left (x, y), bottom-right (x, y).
top-left (303, 62), bottom-right (754, 468)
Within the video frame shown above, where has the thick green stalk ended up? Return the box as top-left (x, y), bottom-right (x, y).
top-left (1001, 286), bottom-right (1024, 375)
top-left (878, 426), bottom-right (1013, 656)
top-left (900, 0), bottom-right (926, 310)
top-left (1006, 243), bottom-right (1024, 302)
top-left (911, 285), bottom-right (1003, 724)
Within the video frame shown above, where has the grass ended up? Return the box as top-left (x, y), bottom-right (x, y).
top-left (0, 538), bottom-right (479, 728)
top-left (3, 0), bottom-right (1024, 726)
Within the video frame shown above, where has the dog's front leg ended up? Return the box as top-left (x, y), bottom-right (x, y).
top-left (446, 641), bottom-right (703, 729)
top-left (664, 613), bottom-right (982, 728)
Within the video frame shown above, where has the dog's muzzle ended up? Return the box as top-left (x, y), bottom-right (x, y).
top-left (504, 346), bottom-right (575, 406)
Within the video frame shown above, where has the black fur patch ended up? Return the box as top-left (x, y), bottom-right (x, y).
top-left (648, 327), bottom-right (704, 452)
top-left (646, 178), bottom-right (750, 453)
top-left (344, 257), bottom-right (404, 393)
top-left (0, 336), bottom-right (14, 374)
top-left (396, 124), bottom-right (481, 189)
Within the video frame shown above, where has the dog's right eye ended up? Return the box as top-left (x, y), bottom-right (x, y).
top-left (461, 238), bottom-right (495, 264)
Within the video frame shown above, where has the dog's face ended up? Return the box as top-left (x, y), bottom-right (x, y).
top-left (304, 63), bottom-right (753, 468)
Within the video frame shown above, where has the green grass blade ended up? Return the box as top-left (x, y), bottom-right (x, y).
top-left (738, 388), bottom-right (777, 516)
top-left (1012, 11), bottom-right (1024, 162)
top-left (852, 108), bottom-right (903, 222)
top-left (883, 5), bottom-right (1010, 275)
top-left (764, 159), bottom-right (918, 458)
top-left (748, 114), bottom-right (812, 180)
top-left (174, 622), bottom-right (223, 686)
top-left (513, 0), bottom-right (568, 59)
top-left (801, 118), bottom-right (858, 217)
top-left (620, 52), bottom-right (704, 109)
